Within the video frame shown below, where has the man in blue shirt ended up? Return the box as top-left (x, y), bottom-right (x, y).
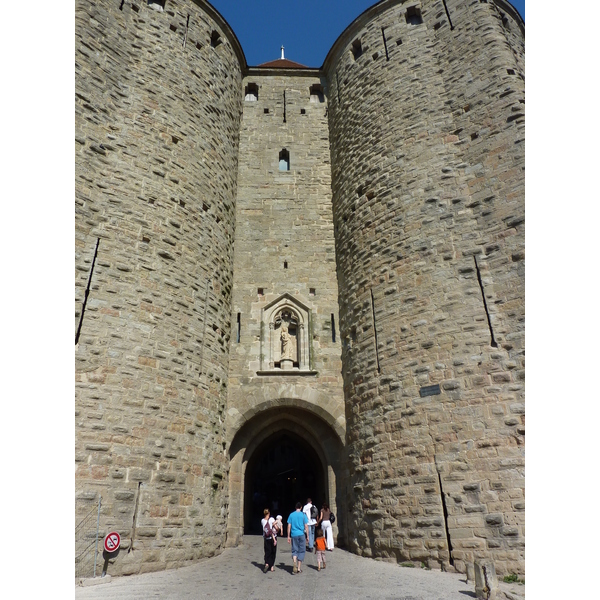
top-left (287, 502), bottom-right (309, 573)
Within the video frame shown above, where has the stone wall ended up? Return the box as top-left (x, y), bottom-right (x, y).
top-left (324, 0), bottom-right (524, 575)
top-left (75, 0), bottom-right (243, 575)
top-left (75, 0), bottom-right (525, 579)
top-left (225, 70), bottom-right (346, 543)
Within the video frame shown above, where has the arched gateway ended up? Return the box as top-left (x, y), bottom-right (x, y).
top-left (226, 403), bottom-right (346, 546)
top-left (75, 0), bottom-right (524, 579)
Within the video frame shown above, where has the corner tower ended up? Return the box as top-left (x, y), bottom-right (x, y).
top-left (75, 0), bottom-right (525, 581)
top-left (75, 0), bottom-right (244, 575)
top-left (324, 0), bottom-right (524, 575)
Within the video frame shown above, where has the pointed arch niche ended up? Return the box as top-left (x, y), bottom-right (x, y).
top-left (258, 293), bottom-right (317, 375)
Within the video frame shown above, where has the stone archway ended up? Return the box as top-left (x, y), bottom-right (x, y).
top-left (226, 404), bottom-right (346, 547)
top-left (243, 430), bottom-right (326, 534)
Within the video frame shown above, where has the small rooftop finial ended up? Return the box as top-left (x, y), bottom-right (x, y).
top-left (281, 45), bottom-right (285, 60)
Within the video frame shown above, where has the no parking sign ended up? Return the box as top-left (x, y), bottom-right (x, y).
top-left (104, 531), bottom-right (121, 553)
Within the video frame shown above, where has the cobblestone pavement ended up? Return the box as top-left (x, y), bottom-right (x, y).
top-left (75, 535), bottom-right (525, 600)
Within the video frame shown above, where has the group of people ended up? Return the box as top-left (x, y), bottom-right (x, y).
top-left (261, 497), bottom-right (335, 574)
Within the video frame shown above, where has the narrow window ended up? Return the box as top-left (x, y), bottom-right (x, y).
top-left (331, 314), bottom-right (336, 343)
top-left (474, 256), bottom-right (498, 348)
top-left (279, 149), bottom-right (290, 171)
top-left (351, 39), bottom-right (363, 60)
top-left (245, 83), bottom-right (258, 101)
top-left (309, 84), bottom-right (325, 103)
top-left (211, 30), bottom-right (222, 48)
top-left (147, 0), bottom-right (166, 11)
top-left (283, 90), bottom-right (287, 123)
top-left (436, 469), bottom-right (455, 566)
top-left (309, 288), bottom-right (316, 296)
top-left (370, 289), bottom-right (381, 373)
top-left (258, 288), bottom-right (264, 296)
top-left (236, 313), bottom-right (241, 343)
top-left (300, 108), bottom-right (306, 115)
top-left (381, 28), bottom-right (390, 61)
top-left (441, 0), bottom-right (454, 29)
top-left (75, 238), bottom-right (101, 345)
top-left (183, 14), bottom-right (190, 48)
top-left (406, 7), bottom-right (423, 25)
top-left (284, 261), bottom-right (288, 269)
top-left (264, 108), bottom-right (270, 114)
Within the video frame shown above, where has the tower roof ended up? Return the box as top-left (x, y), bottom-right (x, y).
top-left (258, 46), bottom-right (308, 69)
top-left (257, 58), bottom-right (309, 69)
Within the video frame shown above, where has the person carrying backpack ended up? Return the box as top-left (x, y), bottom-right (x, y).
top-left (261, 508), bottom-right (277, 572)
top-left (302, 497), bottom-right (318, 551)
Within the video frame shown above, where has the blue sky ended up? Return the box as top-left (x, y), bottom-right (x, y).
top-left (209, 0), bottom-right (525, 67)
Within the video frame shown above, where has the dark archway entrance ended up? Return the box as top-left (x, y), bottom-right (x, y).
top-left (244, 430), bottom-right (326, 534)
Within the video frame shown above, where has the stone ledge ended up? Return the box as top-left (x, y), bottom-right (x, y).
top-left (256, 370), bottom-right (318, 377)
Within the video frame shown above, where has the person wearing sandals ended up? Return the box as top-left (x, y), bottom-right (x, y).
top-left (287, 502), bottom-right (309, 573)
top-left (261, 508), bottom-right (277, 572)
top-left (314, 527), bottom-right (327, 571)
top-left (317, 502), bottom-right (334, 551)
top-left (302, 497), bottom-right (317, 551)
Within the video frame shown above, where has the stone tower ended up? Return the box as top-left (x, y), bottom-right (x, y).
top-left (75, 0), bottom-right (524, 578)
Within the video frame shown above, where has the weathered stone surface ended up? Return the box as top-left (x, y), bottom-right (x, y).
top-left (75, 0), bottom-right (243, 576)
top-left (76, 0), bottom-right (524, 581)
top-left (324, 0), bottom-right (524, 576)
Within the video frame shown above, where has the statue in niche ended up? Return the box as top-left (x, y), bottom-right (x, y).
top-left (260, 298), bottom-right (310, 372)
top-left (280, 322), bottom-right (294, 360)
top-left (277, 310), bottom-right (298, 366)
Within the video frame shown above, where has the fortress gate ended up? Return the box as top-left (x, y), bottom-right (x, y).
top-left (76, 0), bottom-right (524, 578)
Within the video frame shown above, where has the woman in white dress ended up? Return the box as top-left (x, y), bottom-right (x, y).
top-left (317, 502), bottom-right (334, 551)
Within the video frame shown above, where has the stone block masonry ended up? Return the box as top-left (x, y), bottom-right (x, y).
top-left (75, 0), bottom-right (244, 575)
top-left (75, 0), bottom-right (524, 579)
top-left (225, 70), bottom-right (346, 543)
top-left (324, 0), bottom-right (524, 576)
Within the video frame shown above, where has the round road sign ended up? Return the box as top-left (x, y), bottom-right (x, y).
top-left (104, 531), bottom-right (121, 553)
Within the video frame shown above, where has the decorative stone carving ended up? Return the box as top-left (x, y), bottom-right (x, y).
top-left (259, 293), bottom-right (314, 373)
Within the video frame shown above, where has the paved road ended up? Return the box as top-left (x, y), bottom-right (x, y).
top-left (76, 535), bottom-right (511, 600)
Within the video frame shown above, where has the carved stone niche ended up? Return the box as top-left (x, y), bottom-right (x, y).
top-left (258, 293), bottom-right (316, 375)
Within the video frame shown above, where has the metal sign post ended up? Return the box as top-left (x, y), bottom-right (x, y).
top-left (93, 496), bottom-right (101, 578)
top-left (102, 531), bottom-right (121, 577)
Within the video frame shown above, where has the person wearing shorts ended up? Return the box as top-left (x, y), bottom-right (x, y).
top-left (287, 502), bottom-right (309, 573)
top-left (314, 527), bottom-right (327, 571)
